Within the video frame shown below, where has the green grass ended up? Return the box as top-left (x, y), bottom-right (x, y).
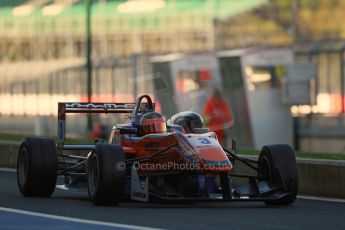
top-left (237, 148), bottom-right (345, 161)
top-left (0, 133), bottom-right (27, 142)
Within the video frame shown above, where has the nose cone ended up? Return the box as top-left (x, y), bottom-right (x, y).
top-left (175, 133), bottom-right (233, 172)
top-left (188, 134), bottom-right (232, 171)
top-left (197, 147), bottom-right (233, 172)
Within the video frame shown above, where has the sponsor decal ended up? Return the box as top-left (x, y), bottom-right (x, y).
top-left (178, 142), bottom-right (199, 164)
top-left (204, 160), bottom-right (231, 167)
top-left (65, 103), bottom-right (135, 109)
top-left (131, 166), bottom-right (148, 202)
top-left (189, 136), bottom-right (220, 149)
top-left (175, 133), bottom-right (201, 164)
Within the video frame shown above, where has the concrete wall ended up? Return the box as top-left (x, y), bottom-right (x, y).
top-left (298, 159), bottom-right (345, 198)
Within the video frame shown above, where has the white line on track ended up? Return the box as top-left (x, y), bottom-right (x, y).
top-left (0, 167), bottom-right (162, 229)
top-left (0, 207), bottom-right (163, 230)
top-left (0, 167), bottom-right (16, 172)
top-left (298, 195), bottom-right (345, 203)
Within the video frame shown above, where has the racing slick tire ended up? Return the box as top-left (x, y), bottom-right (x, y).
top-left (258, 144), bottom-right (298, 205)
top-left (17, 137), bottom-right (58, 197)
top-left (87, 144), bottom-right (126, 206)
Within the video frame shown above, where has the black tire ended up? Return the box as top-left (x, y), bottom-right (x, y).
top-left (258, 144), bottom-right (298, 205)
top-left (87, 144), bottom-right (126, 206)
top-left (17, 137), bottom-right (57, 197)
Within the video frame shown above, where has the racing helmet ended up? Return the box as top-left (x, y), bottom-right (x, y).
top-left (169, 111), bottom-right (204, 133)
top-left (139, 112), bottom-right (167, 136)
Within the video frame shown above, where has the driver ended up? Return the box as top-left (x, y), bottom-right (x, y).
top-left (139, 112), bottom-right (167, 136)
top-left (169, 111), bottom-right (204, 133)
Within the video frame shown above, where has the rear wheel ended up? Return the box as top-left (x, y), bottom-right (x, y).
top-left (87, 144), bottom-right (126, 206)
top-left (17, 137), bottom-right (57, 197)
top-left (258, 144), bottom-right (298, 205)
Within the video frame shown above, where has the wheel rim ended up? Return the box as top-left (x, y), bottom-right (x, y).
top-left (88, 154), bottom-right (99, 195)
top-left (18, 148), bottom-right (28, 187)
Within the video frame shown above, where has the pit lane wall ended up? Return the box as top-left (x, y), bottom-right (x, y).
top-left (1, 141), bottom-right (344, 199)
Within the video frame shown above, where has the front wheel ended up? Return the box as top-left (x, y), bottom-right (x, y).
top-left (258, 144), bottom-right (299, 205)
top-left (87, 144), bottom-right (126, 206)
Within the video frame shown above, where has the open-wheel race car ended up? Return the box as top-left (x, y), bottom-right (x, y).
top-left (17, 95), bottom-right (298, 206)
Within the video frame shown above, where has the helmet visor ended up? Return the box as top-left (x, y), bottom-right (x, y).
top-left (142, 118), bottom-right (167, 134)
top-left (190, 119), bottom-right (203, 129)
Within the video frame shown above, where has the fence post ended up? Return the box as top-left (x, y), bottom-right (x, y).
top-left (85, 0), bottom-right (93, 131)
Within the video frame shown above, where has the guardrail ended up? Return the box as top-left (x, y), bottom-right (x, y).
top-left (1, 141), bottom-right (344, 199)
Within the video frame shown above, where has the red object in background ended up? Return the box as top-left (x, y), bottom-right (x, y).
top-left (204, 94), bottom-right (234, 143)
top-left (331, 93), bottom-right (343, 114)
top-left (90, 123), bottom-right (106, 140)
top-left (176, 78), bottom-right (185, 93)
top-left (198, 70), bottom-right (212, 81)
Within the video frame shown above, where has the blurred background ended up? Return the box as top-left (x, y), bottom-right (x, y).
top-left (0, 0), bottom-right (345, 153)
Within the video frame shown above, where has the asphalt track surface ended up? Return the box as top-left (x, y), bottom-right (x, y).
top-left (1, 170), bottom-right (345, 230)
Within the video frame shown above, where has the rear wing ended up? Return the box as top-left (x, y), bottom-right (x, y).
top-left (57, 102), bottom-right (136, 153)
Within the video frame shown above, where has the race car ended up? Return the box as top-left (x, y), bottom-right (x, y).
top-left (17, 94), bottom-right (298, 206)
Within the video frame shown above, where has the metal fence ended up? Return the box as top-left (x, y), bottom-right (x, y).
top-left (0, 55), bottom-right (154, 116)
top-left (294, 41), bottom-right (345, 115)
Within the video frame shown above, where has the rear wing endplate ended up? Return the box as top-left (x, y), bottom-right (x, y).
top-left (57, 102), bottom-right (136, 153)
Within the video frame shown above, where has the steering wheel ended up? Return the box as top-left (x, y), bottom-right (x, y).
top-left (133, 95), bottom-right (154, 116)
